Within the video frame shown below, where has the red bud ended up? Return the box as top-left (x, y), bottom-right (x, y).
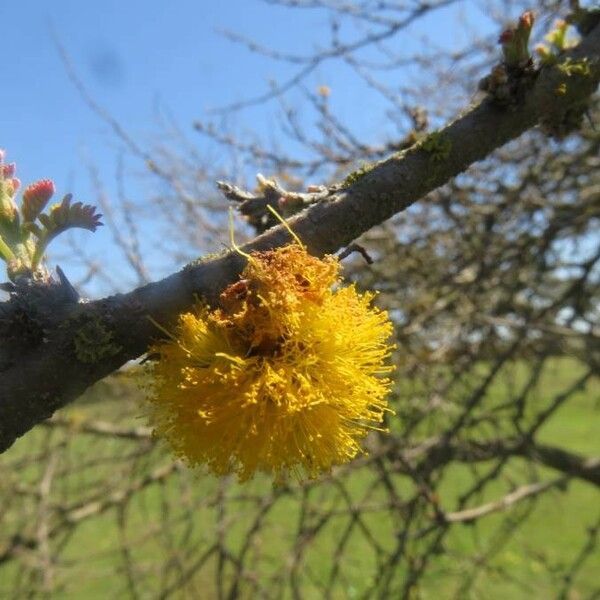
top-left (499, 29), bottom-right (514, 44)
top-left (1, 163), bottom-right (16, 178)
top-left (22, 179), bottom-right (55, 221)
top-left (23, 179), bottom-right (55, 204)
top-left (519, 10), bottom-right (535, 31)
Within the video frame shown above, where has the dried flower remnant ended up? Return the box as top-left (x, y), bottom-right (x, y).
top-left (146, 244), bottom-right (396, 482)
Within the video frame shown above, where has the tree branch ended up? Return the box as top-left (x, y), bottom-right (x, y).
top-left (42, 412), bottom-right (600, 488)
top-left (392, 437), bottom-right (600, 488)
top-left (442, 477), bottom-right (564, 524)
top-left (1, 24), bottom-right (599, 454)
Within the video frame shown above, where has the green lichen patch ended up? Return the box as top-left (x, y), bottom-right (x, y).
top-left (420, 131), bottom-right (452, 163)
top-left (557, 57), bottom-right (592, 78)
top-left (555, 82), bottom-right (568, 95)
top-left (184, 249), bottom-right (228, 271)
top-left (73, 316), bottom-right (122, 364)
top-left (341, 162), bottom-right (376, 188)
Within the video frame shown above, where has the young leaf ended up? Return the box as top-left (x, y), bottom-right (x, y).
top-left (38, 194), bottom-right (103, 238)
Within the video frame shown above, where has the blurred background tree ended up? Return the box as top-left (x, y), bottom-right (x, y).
top-left (0, 0), bottom-right (599, 598)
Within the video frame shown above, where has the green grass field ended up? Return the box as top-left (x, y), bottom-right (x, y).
top-left (0, 359), bottom-right (598, 599)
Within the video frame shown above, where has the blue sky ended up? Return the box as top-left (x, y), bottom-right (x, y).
top-left (3, 1), bottom-right (324, 190)
top-left (2, 0), bottom-right (501, 293)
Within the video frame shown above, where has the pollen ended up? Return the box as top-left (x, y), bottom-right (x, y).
top-left (146, 244), bottom-right (395, 481)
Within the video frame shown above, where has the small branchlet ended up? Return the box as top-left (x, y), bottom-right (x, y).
top-left (217, 173), bottom-right (331, 234)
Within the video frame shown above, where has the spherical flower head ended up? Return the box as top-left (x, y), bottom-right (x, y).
top-left (146, 244), bottom-right (396, 481)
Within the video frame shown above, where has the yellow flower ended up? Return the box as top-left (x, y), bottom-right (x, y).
top-left (146, 244), bottom-right (395, 481)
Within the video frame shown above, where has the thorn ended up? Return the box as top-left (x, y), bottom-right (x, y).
top-left (56, 265), bottom-right (80, 303)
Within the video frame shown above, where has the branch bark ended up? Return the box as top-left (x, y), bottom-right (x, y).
top-left (442, 477), bottom-right (564, 524)
top-left (1, 24), bottom-right (599, 454)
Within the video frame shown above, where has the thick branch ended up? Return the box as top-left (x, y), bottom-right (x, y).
top-left (1, 25), bottom-right (600, 453)
top-left (394, 437), bottom-right (600, 488)
top-left (517, 442), bottom-right (600, 488)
